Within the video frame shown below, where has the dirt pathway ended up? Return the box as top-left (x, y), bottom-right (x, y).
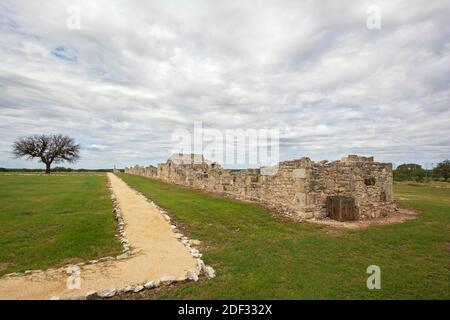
top-left (0, 173), bottom-right (198, 300)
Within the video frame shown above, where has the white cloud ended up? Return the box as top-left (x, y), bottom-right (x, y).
top-left (0, 0), bottom-right (449, 169)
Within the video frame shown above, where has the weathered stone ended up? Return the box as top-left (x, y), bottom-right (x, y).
top-left (98, 256), bottom-right (114, 262)
top-left (197, 259), bottom-right (205, 273)
top-left (85, 291), bottom-right (97, 298)
top-left (144, 279), bottom-right (161, 289)
top-left (133, 285), bottom-right (144, 293)
top-left (204, 266), bottom-right (216, 279)
top-left (98, 288), bottom-right (116, 298)
top-left (116, 252), bottom-right (130, 260)
top-left (6, 272), bottom-right (23, 277)
top-left (125, 154), bottom-right (395, 221)
top-left (186, 270), bottom-right (199, 282)
top-left (122, 285), bottom-right (135, 293)
top-left (25, 270), bottom-right (42, 274)
top-left (189, 248), bottom-right (201, 258)
top-left (292, 168), bottom-right (306, 179)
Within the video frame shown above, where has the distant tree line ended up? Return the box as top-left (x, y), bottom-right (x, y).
top-left (394, 160), bottom-right (450, 182)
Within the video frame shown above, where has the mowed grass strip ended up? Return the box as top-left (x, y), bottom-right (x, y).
top-left (118, 173), bottom-right (449, 299)
top-left (0, 174), bottom-right (122, 276)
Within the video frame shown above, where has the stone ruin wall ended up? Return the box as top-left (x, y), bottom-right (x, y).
top-left (125, 154), bottom-right (395, 220)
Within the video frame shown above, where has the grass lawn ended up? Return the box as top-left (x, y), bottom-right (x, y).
top-left (0, 174), bottom-right (122, 276)
top-left (118, 173), bottom-right (449, 299)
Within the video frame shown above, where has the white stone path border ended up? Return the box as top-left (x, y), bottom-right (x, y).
top-left (2, 178), bottom-right (132, 279)
top-left (0, 173), bottom-right (215, 300)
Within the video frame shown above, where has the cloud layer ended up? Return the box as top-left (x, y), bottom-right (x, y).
top-left (0, 0), bottom-right (449, 169)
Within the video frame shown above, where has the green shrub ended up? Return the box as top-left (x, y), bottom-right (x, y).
top-left (433, 160), bottom-right (450, 181)
top-left (394, 163), bottom-right (426, 182)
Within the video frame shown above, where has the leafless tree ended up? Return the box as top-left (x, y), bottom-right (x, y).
top-left (12, 134), bottom-right (80, 174)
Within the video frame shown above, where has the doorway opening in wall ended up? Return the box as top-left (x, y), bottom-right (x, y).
top-left (326, 196), bottom-right (358, 221)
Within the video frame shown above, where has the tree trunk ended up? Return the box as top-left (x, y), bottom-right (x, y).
top-left (45, 162), bottom-right (51, 174)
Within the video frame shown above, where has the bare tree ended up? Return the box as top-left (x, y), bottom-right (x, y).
top-left (12, 134), bottom-right (80, 174)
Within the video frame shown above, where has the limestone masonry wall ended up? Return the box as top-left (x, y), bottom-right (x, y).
top-left (125, 154), bottom-right (395, 220)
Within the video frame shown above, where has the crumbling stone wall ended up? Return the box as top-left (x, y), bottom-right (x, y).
top-left (125, 154), bottom-right (395, 220)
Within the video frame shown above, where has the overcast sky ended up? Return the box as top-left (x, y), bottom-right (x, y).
top-left (0, 0), bottom-right (449, 169)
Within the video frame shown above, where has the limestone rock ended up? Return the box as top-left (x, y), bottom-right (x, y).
top-left (98, 288), bottom-right (116, 298)
top-left (197, 259), bottom-right (205, 273)
top-left (122, 285), bottom-right (135, 293)
top-left (125, 154), bottom-right (395, 222)
top-left (144, 279), bottom-right (161, 289)
top-left (98, 256), bottom-right (114, 262)
top-left (204, 266), bottom-right (216, 279)
top-left (186, 270), bottom-right (199, 282)
top-left (133, 285), bottom-right (144, 293)
top-left (116, 252), bottom-right (130, 260)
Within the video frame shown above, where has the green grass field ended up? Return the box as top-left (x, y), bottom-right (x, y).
top-left (0, 173), bottom-right (448, 299)
top-left (118, 174), bottom-right (449, 299)
top-left (0, 174), bottom-right (122, 276)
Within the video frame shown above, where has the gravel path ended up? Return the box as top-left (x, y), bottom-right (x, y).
top-left (0, 173), bottom-right (198, 300)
